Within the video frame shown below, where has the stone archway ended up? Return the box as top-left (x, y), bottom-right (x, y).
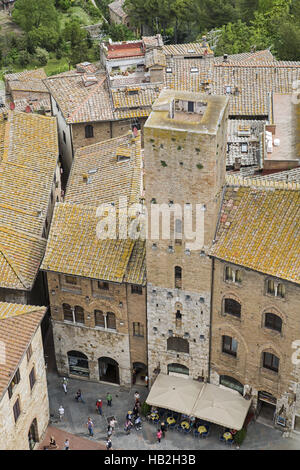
top-left (98, 357), bottom-right (120, 384)
top-left (67, 350), bottom-right (89, 378)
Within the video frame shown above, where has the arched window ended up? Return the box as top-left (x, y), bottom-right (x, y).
top-left (264, 313), bottom-right (282, 333)
top-left (224, 298), bottom-right (241, 318)
top-left (63, 303), bottom-right (73, 322)
top-left (168, 363), bottom-right (189, 376)
top-left (225, 266), bottom-right (233, 281)
top-left (167, 336), bottom-right (189, 354)
top-left (74, 306), bottom-right (84, 324)
top-left (277, 283), bottom-right (285, 298)
top-left (262, 351), bottom-right (279, 373)
top-left (106, 312), bottom-right (116, 330)
top-left (220, 375), bottom-right (244, 395)
top-left (267, 279), bottom-right (275, 295)
top-left (85, 124), bottom-right (94, 138)
top-left (175, 266), bottom-right (182, 289)
top-left (94, 310), bottom-right (105, 328)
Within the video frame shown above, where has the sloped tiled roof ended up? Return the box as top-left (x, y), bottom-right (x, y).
top-left (4, 68), bottom-right (47, 83)
top-left (42, 132), bottom-right (145, 285)
top-left (41, 202), bottom-right (136, 282)
top-left (65, 132), bottom-right (142, 208)
top-left (0, 111), bottom-right (58, 290)
top-left (0, 302), bottom-right (46, 399)
top-left (210, 186), bottom-right (300, 284)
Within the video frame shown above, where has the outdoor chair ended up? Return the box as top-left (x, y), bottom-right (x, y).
top-left (219, 434), bottom-right (226, 443)
top-left (183, 426), bottom-right (191, 434)
top-left (175, 424), bottom-right (183, 433)
top-left (193, 429), bottom-right (200, 438)
top-left (168, 422), bottom-right (176, 431)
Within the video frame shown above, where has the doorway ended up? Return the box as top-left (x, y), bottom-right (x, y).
top-left (257, 391), bottom-right (277, 424)
top-left (133, 362), bottom-right (147, 385)
top-left (98, 357), bottom-right (119, 384)
top-left (28, 418), bottom-right (38, 450)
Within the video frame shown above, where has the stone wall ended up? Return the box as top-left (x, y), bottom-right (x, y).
top-left (47, 272), bottom-right (147, 386)
top-left (210, 258), bottom-right (300, 430)
top-left (0, 325), bottom-right (49, 450)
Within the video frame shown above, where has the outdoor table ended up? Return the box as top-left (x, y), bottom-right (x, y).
top-left (167, 417), bottom-right (176, 425)
top-left (180, 421), bottom-right (190, 429)
top-left (223, 432), bottom-right (233, 441)
top-left (198, 425), bottom-right (207, 434)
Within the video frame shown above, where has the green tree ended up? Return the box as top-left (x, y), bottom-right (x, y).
top-left (12, 0), bottom-right (59, 33)
top-left (63, 18), bottom-right (90, 66)
top-left (35, 47), bottom-right (50, 65)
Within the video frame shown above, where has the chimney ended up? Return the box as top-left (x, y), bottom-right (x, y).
top-left (223, 54), bottom-right (228, 62)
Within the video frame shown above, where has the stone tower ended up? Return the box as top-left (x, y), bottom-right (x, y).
top-left (144, 89), bottom-right (229, 384)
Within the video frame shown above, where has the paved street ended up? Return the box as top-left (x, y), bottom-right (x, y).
top-left (45, 370), bottom-right (300, 451)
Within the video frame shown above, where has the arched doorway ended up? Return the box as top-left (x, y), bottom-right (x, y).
top-left (67, 351), bottom-right (89, 377)
top-left (98, 357), bottom-right (119, 384)
top-left (28, 418), bottom-right (38, 450)
top-left (133, 362), bottom-right (147, 385)
top-left (167, 363), bottom-right (189, 377)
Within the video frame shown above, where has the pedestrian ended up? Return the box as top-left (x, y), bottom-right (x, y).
top-left (132, 368), bottom-right (136, 385)
top-left (58, 405), bottom-right (64, 421)
top-left (145, 375), bottom-right (149, 387)
top-left (49, 436), bottom-right (58, 449)
top-left (75, 389), bottom-right (84, 403)
top-left (134, 391), bottom-right (140, 403)
top-left (160, 421), bottom-right (167, 438)
top-left (126, 410), bottom-right (133, 421)
top-left (109, 417), bottom-right (117, 433)
top-left (156, 428), bottom-right (162, 443)
top-left (62, 377), bottom-right (68, 394)
top-left (133, 404), bottom-right (139, 417)
top-left (107, 425), bottom-right (112, 439)
top-left (124, 419), bottom-right (132, 435)
top-left (106, 392), bottom-right (112, 407)
top-left (64, 439), bottom-right (70, 450)
top-left (86, 417), bottom-right (94, 437)
top-left (106, 437), bottom-right (112, 450)
top-left (135, 415), bottom-right (142, 430)
top-left (96, 398), bottom-right (103, 415)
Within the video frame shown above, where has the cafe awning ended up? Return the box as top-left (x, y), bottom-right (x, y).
top-left (191, 383), bottom-right (252, 430)
top-left (146, 372), bottom-right (204, 416)
top-left (146, 373), bottom-right (251, 430)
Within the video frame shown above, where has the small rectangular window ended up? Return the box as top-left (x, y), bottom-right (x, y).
top-left (98, 281), bottom-right (109, 290)
top-left (29, 367), bottom-right (36, 390)
top-left (133, 322), bottom-right (144, 337)
top-left (131, 285), bottom-right (142, 295)
top-left (65, 275), bottom-right (77, 285)
top-left (13, 399), bottom-right (21, 423)
top-left (26, 344), bottom-right (33, 362)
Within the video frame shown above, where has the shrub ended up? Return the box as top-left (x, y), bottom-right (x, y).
top-left (140, 401), bottom-right (151, 417)
top-left (234, 427), bottom-right (247, 446)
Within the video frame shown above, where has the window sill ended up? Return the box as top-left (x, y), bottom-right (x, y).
top-left (61, 287), bottom-right (82, 295)
top-left (224, 280), bottom-right (242, 287)
top-left (265, 293), bottom-right (286, 302)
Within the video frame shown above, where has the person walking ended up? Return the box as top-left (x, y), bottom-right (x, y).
top-left (58, 405), bottom-right (64, 421)
top-left (134, 391), bottom-right (140, 403)
top-left (75, 389), bottom-right (84, 403)
top-left (109, 417), bottom-right (117, 433)
top-left (62, 377), bottom-right (68, 394)
top-left (133, 403), bottom-right (139, 418)
top-left (124, 419), bottom-right (132, 435)
top-left (96, 399), bottom-right (103, 415)
top-left (160, 421), bottom-right (167, 438)
top-left (156, 428), bottom-right (162, 443)
top-left (106, 392), bottom-right (112, 407)
top-left (145, 375), bottom-right (149, 387)
top-left (87, 417), bottom-right (94, 437)
top-left (64, 439), bottom-right (70, 450)
top-left (106, 437), bottom-right (112, 450)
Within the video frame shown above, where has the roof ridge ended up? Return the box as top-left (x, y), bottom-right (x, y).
top-left (0, 244), bottom-right (28, 289)
top-left (68, 75), bottom-right (107, 123)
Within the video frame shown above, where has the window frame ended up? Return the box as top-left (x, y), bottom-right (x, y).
top-left (264, 312), bottom-right (282, 333)
top-left (133, 322), bottom-right (144, 337)
top-left (13, 398), bottom-right (21, 423)
top-left (131, 285), bottom-right (142, 295)
top-left (224, 298), bottom-right (241, 318)
top-left (85, 124), bottom-right (94, 138)
top-left (222, 335), bottom-right (238, 357)
top-left (262, 352), bottom-right (279, 373)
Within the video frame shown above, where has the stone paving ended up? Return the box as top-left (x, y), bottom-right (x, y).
top-left (45, 371), bottom-right (300, 451)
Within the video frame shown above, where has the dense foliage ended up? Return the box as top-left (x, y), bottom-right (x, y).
top-left (124, 0), bottom-right (300, 60)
